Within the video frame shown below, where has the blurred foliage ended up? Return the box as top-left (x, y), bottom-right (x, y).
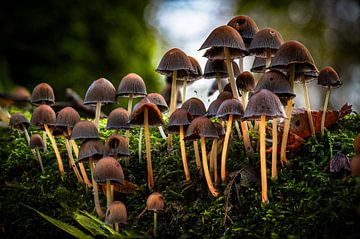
top-left (0, 0), bottom-right (160, 101)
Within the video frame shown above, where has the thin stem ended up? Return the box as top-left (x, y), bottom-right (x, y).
top-left (271, 119), bottom-right (278, 180)
top-left (194, 140), bottom-right (202, 175)
top-left (44, 124), bottom-right (64, 176)
top-left (180, 125), bottom-right (190, 181)
top-left (234, 121), bottom-right (242, 141)
top-left (221, 115), bottom-right (233, 182)
top-left (43, 131), bottom-right (47, 152)
top-left (154, 210), bottom-right (158, 238)
top-left (36, 148), bottom-right (45, 173)
top-left (70, 139), bottom-right (92, 188)
top-left (240, 121), bottom-right (254, 154)
top-left (213, 140), bottom-right (218, 185)
top-left (210, 140), bottom-right (216, 174)
top-left (22, 124), bottom-right (30, 145)
top-left (238, 57), bottom-right (244, 73)
top-left (126, 94), bottom-right (133, 139)
top-left (301, 75), bottom-right (316, 140)
top-left (216, 73), bottom-right (223, 93)
top-left (94, 102), bottom-right (101, 131)
top-left (138, 127), bottom-right (143, 163)
top-left (260, 115), bottom-right (268, 204)
top-left (115, 223), bottom-right (119, 233)
top-left (65, 138), bottom-right (84, 185)
top-left (167, 70), bottom-right (177, 151)
top-left (90, 158), bottom-right (104, 217)
top-left (158, 126), bottom-right (167, 139)
top-left (144, 108), bottom-right (154, 189)
top-left (265, 49), bottom-right (271, 70)
top-left (241, 91), bottom-right (248, 109)
top-left (106, 180), bottom-right (112, 209)
top-left (321, 86), bottom-right (331, 137)
top-left (224, 47), bottom-right (240, 99)
top-left (182, 79), bottom-right (187, 103)
top-left (200, 137), bottom-right (219, 197)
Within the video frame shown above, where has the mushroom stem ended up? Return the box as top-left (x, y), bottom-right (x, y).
top-left (260, 115), bottom-right (268, 204)
top-left (179, 125), bottom-right (190, 181)
top-left (144, 108), bottom-right (154, 189)
top-left (126, 94), bottom-right (133, 139)
top-left (210, 140), bottom-right (215, 173)
top-left (64, 138), bottom-right (84, 185)
top-left (234, 121), bottom-right (242, 141)
top-left (114, 223), bottom-right (119, 233)
top-left (301, 75), bottom-right (316, 140)
top-left (194, 140), bottom-right (202, 175)
top-left (241, 91), bottom-right (248, 109)
top-left (167, 70), bottom-right (178, 151)
top-left (200, 137), bottom-right (219, 197)
top-left (22, 124), bottom-right (31, 145)
top-left (35, 148), bottom-right (45, 173)
top-left (94, 101), bottom-right (102, 130)
top-left (182, 78), bottom-right (187, 103)
top-left (240, 121), bottom-right (254, 154)
top-left (106, 180), bottom-right (112, 209)
top-left (265, 49), bottom-right (271, 70)
top-left (271, 119), bottom-right (278, 180)
top-left (70, 139), bottom-right (92, 188)
top-left (224, 47), bottom-right (240, 99)
top-left (213, 139), bottom-right (218, 185)
top-left (238, 56), bottom-right (244, 73)
top-left (89, 158), bottom-right (104, 217)
top-left (43, 131), bottom-right (48, 152)
top-left (158, 126), bottom-right (167, 139)
top-left (44, 124), bottom-right (64, 176)
top-left (321, 86), bottom-right (331, 137)
top-left (221, 114), bottom-right (233, 182)
top-left (216, 73), bottom-right (223, 93)
top-left (153, 210), bottom-right (158, 238)
top-left (138, 127), bottom-right (143, 162)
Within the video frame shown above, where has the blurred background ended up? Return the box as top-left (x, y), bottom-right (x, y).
top-left (0, 0), bottom-right (359, 110)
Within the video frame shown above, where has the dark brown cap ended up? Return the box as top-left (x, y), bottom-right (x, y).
top-left (94, 156), bottom-right (124, 185)
top-left (106, 107), bottom-right (130, 130)
top-left (105, 134), bottom-right (130, 158)
top-left (181, 97), bottom-right (206, 118)
top-left (184, 116), bottom-right (219, 140)
top-left (227, 15), bottom-right (259, 48)
top-left (117, 73), bottom-right (147, 97)
top-left (203, 60), bottom-right (240, 79)
top-left (354, 134), bottom-right (360, 155)
top-left (187, 56), bottom-right (203, 80)
top-left (146, 192), bottom-right (164, 211)
top-left (10, 112), bottom-right (29, 130)
top-left (206, 92), bottom-right (232, 117)
top-left (129, 98), bottom-right (163, 127)
top-left (30, 104), bottom-right (56, 129)
top-left (78, 139), bottom-right (104, 162)
top-left (208, 78), bottom-right (228, 96)
top-left (167, 108), bottom-right (192, 133)
top-left (213, 122), bottom-right (225, 138)
top-left (31, 83), bottom-right (55, 105)
top-left (105, 201), bottom-right (127, 225)
top-left (249, 28), bottom-right (284, 57)
top-left (251, 57), bottom-right (266, 73)
top-left (160, 84), bottom-right (182, 106)
top-left (156, 48), bottom-right (194, 76)
top-left (30, 134), bottom-right (45, 149)
top-left (236, 71), bottom-right (256, 92)
top-left (317, 66), bottom-right (342, 88)
top-left (243, 89), bottom-right (286, 120)
top-left (55, 107), bottom-right (80, 130)
top-left (71, 120), bottom-right (100, 140)
top-left (216, 99), bottom-right (244, 120)
top-left (146, 93), bottom-right (168, 113)
top-left (223, 83), bottom-right (242, 97)
top-left (84, 78), bottom-right (117, 105)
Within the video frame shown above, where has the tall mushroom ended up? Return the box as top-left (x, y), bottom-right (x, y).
top-left (146, 192), bottom-right (164, 238)
top-left (29, 134), bottom-right (45, 173)
top-left (105, 201), bottom-right (127, 233)
top-left (146, 93), bottom-right (168, 139)
top-left (179, 56), bottom-right (202, 102)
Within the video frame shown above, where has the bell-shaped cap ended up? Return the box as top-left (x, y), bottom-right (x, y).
top-left (350, 155), bottom-right (360, 177)
top-left (94, 156), bottom-right (124, 184)
top-left (354, 134), bottom-right (360, 155)
top-left (117, 73), bottom-right (147, 97)
top-left (243, 89), bottom-right (286, 120)
top-left (206, 92), bottom-right (232, 117)
top-left (208, 78), bottom-right (228, 96)
top-left (156, 48), bottom-right (194, 76)
top-left (10, 112), bottom-right (29, 130)
top-left (213, 122), bottom-right (225, 138)
top-left (249, 28), bottom-right (284, 57)
top-left (181, 97), bottom-right (206, 118)
top-left (216, 99), bottom-right (244, 120)
top-left (12, 86), bottom-right (31, 102)
top-left (106, 107), bottom-right (130, 130)
top-left (105, 134), bottom-right (130, 158)
top-left (227, 15), bottom-right (259, 48)
top-left (105, 201), bottom-right (127, 225)
top-left (251, 57), bottom-right (266, 73)
top-left (31, 83), bottom-right (55, 105)
top-left (223, 83), bottom-right (242, 97)
top-left (203, 59), bottom-right (240, 79)
top-left (184, 116), bottom-right (219, 140)
top-left (30, 134), bottom-right (45, 149)
top-left (78, 139), bottom-right (104, 162)
top-left (317, 66), bottom-right (342, 88)
top-left (160, 84), bottom-right (182, 106)
top-left (30, 104), bottom-right (56, 129)
top-left (71, 120), bottom-right (100, 140)
top-left (129, 98), bottom-right (163, 127)
top-left (146, 93), bottom-right (168, 113)
top-left (84, 78), bottom-right (117, 105)
top-left (146, 192), bottom-right (164, 211)
top-left (55, 107), bottom-right (80, 130)
top-left (167, 108), bottom-right (192, 133)
top-left (236, 71), bottom-right (256, 92)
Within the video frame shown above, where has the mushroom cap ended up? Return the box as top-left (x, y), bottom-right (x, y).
top-left (255, 70), bottom-right (296, 100)
top-left (31, 83), bottom-right (55, 105)
top-left (236, 71), bottom-right (256, 91)
top-left (216, 99), bottom-right (244, 120)
top-left (94, 156), bottom-right (124, 184)
top-left (29, 134), bottom-right (45, 149)
top-left (71, 120), bottom-right (100, 140)
top-left (30, 104), bottom-right (56, 129)
top-left (213, 122), bottom-right (225, 138)
top-left (251, 57), bottom-right (266, 73)
top-left (55, 107), bottom-right (81, 130)
top-left (223, 83), bottom-right (242, 97)
top-left (206, 92), bottom-right (233, 117)
top-left (104, 134), bottom-right (130, 158)
top-left (269, 40), bottom-right (318, 73)
top-left (317, 66), bottom-right (342, 88)
top-left (330, 152), bottom-right (350, 173)
top-left (184, 116), bottom-right (219, 140)
top-left (199, 25), bottom-right (247, 59)
top-left (84, 78), bottom-right (117, 105)
top-left (117, 73), bottom-right (147, 97)
top-left (227, 15), bottom-right (259, 48)
top-left (167, 108), bottom-right (192, 133)
top-left (177, 56), bottom-right (203, 80)
top-left (156, 48), bottom-right (194, 76)
top-left (13, 86), bottom-right (31, 101)
top-left (10, 112), bottom-right (29, 130)
top-left (243, 89), bottom-right (286, 120)
top-left (181, 97), bottom-right (206, 118)
top-left (249, 28), bottom-right (284, 57)
top-left (350, 155), bottom-right (360, 177)
top-left (208, 79), bottom-right (228, 96)
top-left (160, 83), bottom-right (182, 106)
top-left (129, 98), bottom-right (164, 127)
top-left (106, 107), bottom-right (131, 130)
top-left (354, 134), bottom-right (360, 155)
top-left (78, 139), bottom-right (104, 163)
top-left (203, 59), bottom-right (240, 79)
top-left (105, 201), bottom-right (127, 225)
top-left (146, 192), bottom-right (164, 211)
top-left (146, 93), bottom-right (168, 113)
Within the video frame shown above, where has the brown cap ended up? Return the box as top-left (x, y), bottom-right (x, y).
top-left (117, 73), bottom-right (147, 97)
top-left (146, 93), bottom-right (168, 113)
top-left (156, 48), bottom-right (194, 76)
top-left (94, 156), bottom-right (124, 184)
top-left (354, 134), bottom-right (360, 155)
top-left (227, 15), bottom-right (259, 48)
top-left (251, 57), bottom-right (266, 73)
top-left (30, 134), bottom-right (45, 149)
top-left (105, 134), bottom-right (130, 158)
top-left (243, 89), bottom-right (286, 120)
top-left (184, 116), bottom-right (218, 140)
top-left (55, 107), bottom-right (81, 131)
top-left (31, 83), bottom-right (55, 105)
top-left (181, 97), bottom-right (206, 118)
top-left (249, 28), bottom-right (284, 57)
top-left (84, 78), bottom-right (117, 105)
top-left (188, 56), bottom-right (203, 80)
top-left (105, 201), bottom-right (127, 225)
top-left (203, 60), bottom-right (240, 79)
top-left (317, 66), bottom-right (342, 88)
top-left (106, 107), bottom-right (131, 130)
top-left (78, 139), bottom-right (104, 162)
top-left (167, 108), bottom-right (192, 133)
top-left (71, 120), bottom-right (100, 140)
top-left (216, 99), bottom-right (244, 120)
top-left (206, 92), bottom-right (232, 117)
top-left (213, 122), bottom-right (225, 138)
top-left (129, 98), bottom-right (163, 127)
top-left (30, 104), bottom-right (56, 129)
top-left (10, 112), bottom-right (29, 130)
top-left (236, 71), bottom-right (256, 92)
top-left (208, 78), bottom-right (228, 96)
top-left (146, 192), bottom-right (164, 211)
top-left (223, 83), bottom-right (242, 97)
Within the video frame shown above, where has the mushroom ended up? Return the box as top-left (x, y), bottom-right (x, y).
top-left (317, 66), bottom-right (342, 137)
top-left (216, 99), bottom-right (244, 182)
top-left (211, 122), bottom-right (225, 185)
top-left (354, 134), bottom-right (360, 156)
top-left (105, 201), bottom-right (127, 232)
top-left (104, 134), bottom-right (130, 159)
top-left (243, 89), bottom-right (286, 204)
top-left (236, 71), bottom-right (256, 108)
top-left (129, 98), bottom-right (163, 189)
top-left (9, 112), bottom-right (31, 145)
top-left (106, 107), bottom-right (131, 133)
top-left (184, 116), bottom-right (219, 197)
top-left (206, 92), bottom-right (233, 118)
top-left (29, 134), bottom-right (45, 173)
top-left (168, 108), bottom-right (193, 181)
top-left (147, 93), bottom-right (168, 139)
top-left (146, 192), bottom-right (164, 237)
top-left (178, 56), bottom-right (202, 102)
top-left (84, 78), bottom-right (117, 130)
top-left (251, 57), bottom-right (267, 74)
top-left (118, 73), bottom-right (147, 114)
top-left (30, 104), bottom-right (64, 176)
top-left (160, 81), bottom-right (182, 107)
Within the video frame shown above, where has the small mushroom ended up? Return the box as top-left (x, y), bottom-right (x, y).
top-left (30, 134), bottom-right (45, 173)
top-left (105, 201), bottom-right (127, 232)
top-left (104, 134), bottom-right (130, 159)
top-left (146, 93), bottom-right (168, 139)
top-left (106, 107), bottom-right (131, 132)
top-left (251, 57), bottom-right (266, 73)
top-left (31, 83), bottom-right (55, 105)
top-left (236, 71), bottom-right (256, 108)
top-left (9, 112), bottom-right (31, 145)
top-left (146, 192), bottom-right (164, 237)
top-left (206, 92), bottom-right (232, 118)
